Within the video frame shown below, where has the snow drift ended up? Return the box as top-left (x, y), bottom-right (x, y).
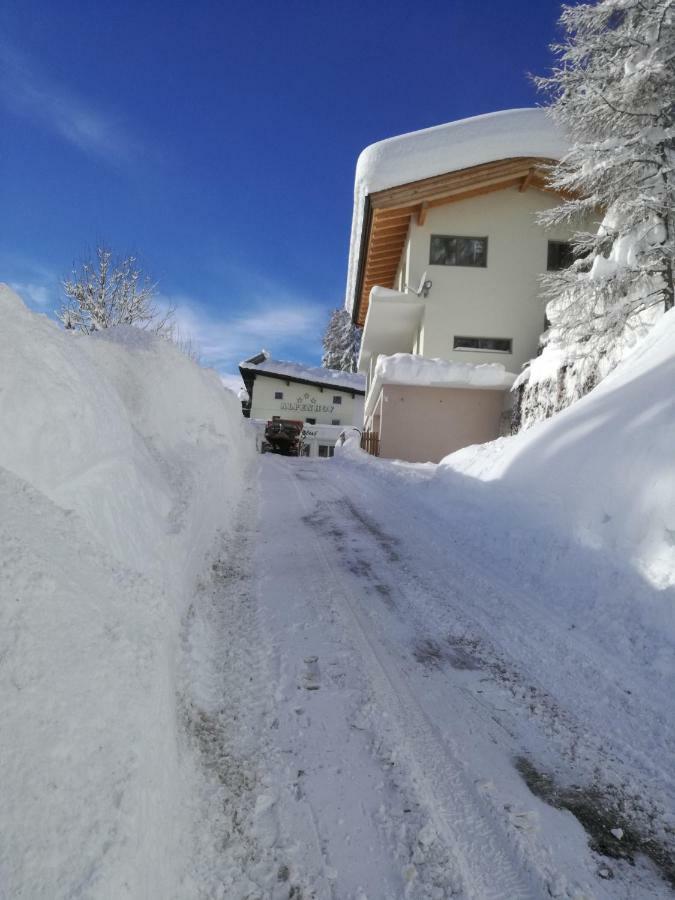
top-left (0, 286), bottom-right (253, 897)
top-left (439, 307), bottom-right (675, 595)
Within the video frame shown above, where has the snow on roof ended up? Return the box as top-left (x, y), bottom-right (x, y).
top-left (374, 353), bottom-right (515, 390)
top-left (364, 351), bottom-right (514, 420)
top-left (345, 108), bottom-right (569, 313)
top-left (239, 356), bottom-right (366, 393)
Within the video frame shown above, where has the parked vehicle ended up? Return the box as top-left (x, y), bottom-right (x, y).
top-left (264, 419), bottom-right (304, 456)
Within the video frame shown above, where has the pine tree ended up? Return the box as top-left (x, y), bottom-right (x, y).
top-left (517, 0), bottom-right (674, 428)
top-left (321, 308), bottom-right (362, 373)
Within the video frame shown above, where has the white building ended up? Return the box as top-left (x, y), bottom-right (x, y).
top-left (346, 108), bottom-right (590, 463)
top-left (239, 352), bottom-right (365, 457)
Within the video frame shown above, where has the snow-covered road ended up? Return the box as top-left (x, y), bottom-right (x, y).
top-left (198, 454), bottom-right (673, 899)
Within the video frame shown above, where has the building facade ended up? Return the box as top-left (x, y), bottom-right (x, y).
top-left (239, 354), bottom-right (365, 457)
top-left (346, 109), bottom-right (591, 463)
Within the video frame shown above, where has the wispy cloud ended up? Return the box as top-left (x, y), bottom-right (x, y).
top-left (167, 297), bottom-right (326, 373)
top-left (9, 280), bottom-right (52, 307)
top-left (157, 265), bottom-right (332, 376)
top-left (0, 252), bottom-right (61, 313)
top-left (160, 272), bottom-right (329, 377)
top-left (0, 40), bottom-right (142, 163)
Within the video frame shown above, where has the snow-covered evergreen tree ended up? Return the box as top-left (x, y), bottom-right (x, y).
top-left (59, 247), bottom-right (173, 335)
top-left (516, 0), bottom-right (674, 430)
top-left (321, 308), bottom-right (362, 373)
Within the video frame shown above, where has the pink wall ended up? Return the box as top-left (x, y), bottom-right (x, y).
top-left (377, 384), bottom-right (505, 463)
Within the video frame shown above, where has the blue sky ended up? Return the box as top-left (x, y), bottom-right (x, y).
top-left (1, 0), bottom-right (567, 384)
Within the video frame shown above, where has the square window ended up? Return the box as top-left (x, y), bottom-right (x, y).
top-left (318, 445), bottom-right (329, 458)
top-left (274, 391), bottom-right (283, 399)
top-left (305, 417), bottom-right (316, 425)
top-left (547, 241), bottom-right (574, 271)
top-left (430, 235), bottom-right (487, 267)
top-left (332, 419), bottom-right (340, 426)
top-left (333, 395), bottom-right (342, 404)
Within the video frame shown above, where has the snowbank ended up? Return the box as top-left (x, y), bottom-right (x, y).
top-left (239, 356), bottom-right (365, 393)
top-left (346, 108), bottom-right (569, 312)
top-left (439, 307), bottom-right (675, 592)
top-left (374, 352), bottom-right (515, 389)
top-left (0, 286), bottom-right (254, 897)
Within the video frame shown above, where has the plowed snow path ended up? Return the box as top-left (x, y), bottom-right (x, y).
top-left (201, 455), bottom-right (672, 899)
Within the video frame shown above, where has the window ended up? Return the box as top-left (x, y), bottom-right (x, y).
top-left (318, 445), bottom-right (335, 458)
top-left (274, 390), bottom-right (283, 399)
top-left (305, 417), bottom-right (316, 425)
top-left (454, 336), bottom-right (512, 353)
top-left (430, 235), bottom-right (487, 267)
top-left (333, 395), bottom-right (342, 404)
top-left (547, 241), bottom-right (574, 271)
top-left (332, 419), bottom-right (340, 426)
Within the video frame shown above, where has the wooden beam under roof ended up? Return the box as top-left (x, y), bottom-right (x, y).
top-left (353, 156), bottom-right (568, 326)
top-left (519, 167), bottom-right (535, 192)
top-left (368, 157), bottom-right (553, 210)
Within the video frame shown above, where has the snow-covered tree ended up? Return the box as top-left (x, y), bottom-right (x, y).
top-left (516, 0), bottom-right (674, 429)
top-left (321, 308), bottom-right (362, 373)
top-left (59, 247), bottom-right (173, 334)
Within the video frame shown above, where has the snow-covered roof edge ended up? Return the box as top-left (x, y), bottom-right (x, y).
top-left (239, 356), bottom-right (366, 394)
top-left (344, 108), bottom-right (569, 315)
top-left (365, 353), bottom-right (515, 419)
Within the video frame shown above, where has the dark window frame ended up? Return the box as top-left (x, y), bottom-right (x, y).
top-left (333, 395), bottom-right (342, 404)
top-left (429, 234), bottom-right (488, 268)
top-left (331, 418), bottom-right (340, 426)
top-left (547, 240), bottom-right (574, 271)
top-left (305, 417), bottom-right (316, 425)
top-left (453, 336), bottom-right (513, 353)
top-left (274, 390), bottom-right (283, 400)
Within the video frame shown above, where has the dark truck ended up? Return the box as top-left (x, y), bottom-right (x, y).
top-left (263, 418), bottom-right (304, 456)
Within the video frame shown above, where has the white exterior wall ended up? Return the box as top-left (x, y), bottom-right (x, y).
top-left (249, 373), bottom-right (364, 429)
top-left (402, 186), bottom-right (583, 372)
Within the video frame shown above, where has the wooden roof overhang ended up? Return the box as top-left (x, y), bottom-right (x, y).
top-left (352, 156), bottom-right (560, 327)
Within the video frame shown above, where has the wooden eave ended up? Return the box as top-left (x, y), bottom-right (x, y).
top-left (352, 156), bottom-right (562, 327)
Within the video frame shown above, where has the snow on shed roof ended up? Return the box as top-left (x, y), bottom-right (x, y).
top-left (345, 108), bottom-right (569, 314)
top-left (239, 356), bottom-right (366, 394)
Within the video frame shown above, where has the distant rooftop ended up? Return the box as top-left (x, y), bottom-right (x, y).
top-left (239, 353), bottom-right (366, 394)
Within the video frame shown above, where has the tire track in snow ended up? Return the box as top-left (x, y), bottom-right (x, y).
top-left (331, 459), bottom-right (675, 842)
top-left (179, 470), bottom-right (316, 898)
top-left (284, 458), bottom-right (541, 900)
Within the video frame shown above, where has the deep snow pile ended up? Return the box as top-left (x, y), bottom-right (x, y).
top-left (440, 307), bottom-right (675, 595)
top-left (0, 286), bottom-right (253, 897)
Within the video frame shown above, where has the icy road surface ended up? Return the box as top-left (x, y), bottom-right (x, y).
top-left (186, 454), bottom-right (673, 899)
